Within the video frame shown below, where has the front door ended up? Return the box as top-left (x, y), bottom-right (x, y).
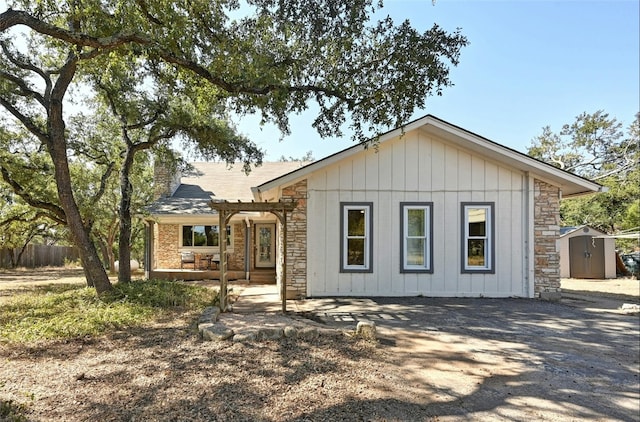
top-left (255, 223), bottom-right (276, 268)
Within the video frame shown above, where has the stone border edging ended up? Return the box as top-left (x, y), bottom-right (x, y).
top-left (197, 306), bottom-right (377, 343)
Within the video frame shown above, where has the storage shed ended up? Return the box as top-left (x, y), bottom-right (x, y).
top-left (559, 226), bottom-right (616, 279)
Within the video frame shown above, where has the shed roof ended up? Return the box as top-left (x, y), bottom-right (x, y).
top-left (559, 225), bottom-right (608, 238)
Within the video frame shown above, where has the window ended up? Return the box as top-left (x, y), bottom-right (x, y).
top-left (400, 202), bottom-right (433, 273)
top-left (340, 203), bottom-right (373, 272)
top-left (461, 203), bottom-right (495, 273)
top-left (181, 225), bottom-right (231, 248)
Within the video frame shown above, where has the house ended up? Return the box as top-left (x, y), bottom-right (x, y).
top-left (559, 225), bottom-right (616, 279)
top-left (145, 115), bottom-right (603, 301)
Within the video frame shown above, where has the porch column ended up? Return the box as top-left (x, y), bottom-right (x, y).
top-left (144, 221), bottom-right (153, 280)
top-left (219, 210), bottom-right (228, 310)
top-left (281, 211), bottom-right (287, 313)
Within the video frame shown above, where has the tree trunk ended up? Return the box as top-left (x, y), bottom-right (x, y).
top-left (107, 235), bottom-right (116, 276)
top-left (49, 142), bottom-right (112, 292)
top-left (9, 248), bottom-right (17, 268)
top-left (14, 232), bottom-right (36, 269)
top-left (48, 70), bottom-right (112, 293)
top-left (117, 148), bottom-right (135, 283)
top-left (96, 236), bottom-right (114, 274)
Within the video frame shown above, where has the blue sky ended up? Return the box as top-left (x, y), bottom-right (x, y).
top-left (1, 1), bottom-right (637, 161)
top-left (242, 0), bottom-right (640, 160)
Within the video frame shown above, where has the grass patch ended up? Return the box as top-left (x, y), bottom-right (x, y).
top-left (0, 280), bottom-right (219, 344)
top-left (0, 399), bottom-right (28, 422)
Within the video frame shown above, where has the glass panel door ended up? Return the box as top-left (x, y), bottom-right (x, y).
top-left (255, 223), bottom-right (276, 268)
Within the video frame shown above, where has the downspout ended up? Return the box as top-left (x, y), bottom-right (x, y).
top-left (244, 216), bottom-right (251, 281)
top-left (524, 172), bottom-right (535, 298)
top-left (143, 220), bottom-right (153, 280)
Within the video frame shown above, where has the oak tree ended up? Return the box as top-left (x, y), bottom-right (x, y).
top-left (528, 111), bottom-right (639, 243)
top-left (1, 0), bottom-right (468, 292)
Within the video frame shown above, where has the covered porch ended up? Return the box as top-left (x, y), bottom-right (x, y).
top-left (144, 212), bottom-right (281, 284)
top-left (144, 199), bottom-right (297, 311)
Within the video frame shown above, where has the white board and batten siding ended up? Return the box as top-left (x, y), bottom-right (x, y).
top-left (306, 129), bottom-right (529, 297)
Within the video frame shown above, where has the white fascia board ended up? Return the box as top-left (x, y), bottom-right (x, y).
top-left (254, 114), bottom-right (602, 197)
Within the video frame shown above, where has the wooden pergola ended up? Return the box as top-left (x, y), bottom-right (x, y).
top-left (209, 200), bottom-right (298, 313)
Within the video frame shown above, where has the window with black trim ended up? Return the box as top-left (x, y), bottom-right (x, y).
top-left (340, 202), bottom-right (373, 272)
top-left (400, 202), bottom-right (433, 273)
top-left (461, 203), bottom-right (495, 273)
top-left (181, 225), bottom-right (231, 247)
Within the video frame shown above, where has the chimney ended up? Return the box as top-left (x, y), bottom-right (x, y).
top-left (153, 160), bottom-right (181, 200)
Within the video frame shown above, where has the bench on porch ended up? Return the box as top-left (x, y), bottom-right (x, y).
top-left (180, 251), bottom-right (196, 269)
top-left (179, 252), bottom-right (224, 270)
top-left (197, 253), bottom-right (221, 270)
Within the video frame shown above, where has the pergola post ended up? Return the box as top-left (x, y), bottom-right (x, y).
top-left (219, 208), bottom-right (228, 311)
top-left (281, 211), bottom-right (288, 313)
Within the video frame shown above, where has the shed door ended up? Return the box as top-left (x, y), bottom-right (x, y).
top-left (569, 236), bottom-right (605, 279)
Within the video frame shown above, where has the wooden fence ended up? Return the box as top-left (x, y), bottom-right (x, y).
top-left (0, 245), bottom-right (80, 269)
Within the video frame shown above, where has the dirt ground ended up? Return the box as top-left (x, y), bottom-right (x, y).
top-left (561, 276), bottom-right (639, 298)
top-left (0, 268), bottom-right (638, 421)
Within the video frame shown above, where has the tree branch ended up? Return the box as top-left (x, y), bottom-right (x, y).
top-left (2, 9), bottom-right (357, 105)
top-left (0, 166), bottom-right (66, 224)
top-left (0, 96), bottom-right (49, 144)
top-left (0, 9), bottom-right (150, 50)
top-left (0, 69), bottom-right (46, 107)
top-left (135, 0), bottom-right (164, 26)
top-left (0, 40), bottom-right (51, 105)
top-left (0, 210), bottom-right (63, 228)
top-left (93, 163), bottom-right (115, 205)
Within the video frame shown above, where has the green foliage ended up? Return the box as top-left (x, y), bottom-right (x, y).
top-left (0, 280), bottom-right (219, 343)
top-left (3, 0), bottom-right (468, 143)
top-left (105, 279), bottom-right (220, 309)
top-left (279, 150), bottom-right (314, 162)
top-left (528, 111), bottom-right (634, 179)
top-left (528, 111), bottom-right (639, 250)
top-left (622, 201), bottom-right (640, 231)
top-left (0, 399), bottom-right (28, 422)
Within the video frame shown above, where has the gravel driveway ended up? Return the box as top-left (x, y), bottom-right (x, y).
top-left (285, 293), bottom-right (640, 421)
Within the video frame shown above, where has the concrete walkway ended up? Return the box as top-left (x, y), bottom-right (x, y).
top-left (231, 283), bottom-right (391, 318)
top-left (230, 282), bottom-right (639, 322)
top-left (229, 283), bottom-right (283, 313)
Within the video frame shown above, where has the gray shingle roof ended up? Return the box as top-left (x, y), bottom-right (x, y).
top-left (148, 162), bottom-right (306, 215)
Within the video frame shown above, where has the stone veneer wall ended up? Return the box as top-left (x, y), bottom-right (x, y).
top-left (155, 224), bottom-right (180, 269)
top-left (281, 180), bottom-right (307, 298)
top-left (533, 179), bottom-right (561, 299)
top-left (227, 222), bottom-right (245, 271)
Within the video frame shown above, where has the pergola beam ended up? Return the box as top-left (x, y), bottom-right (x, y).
top-left (209, 200), bottom-right (297, 213)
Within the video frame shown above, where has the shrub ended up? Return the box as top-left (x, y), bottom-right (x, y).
top-left (0, 280), bottom-right (219, 344)
top-left (0, 400), bottom-right (28, 422)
